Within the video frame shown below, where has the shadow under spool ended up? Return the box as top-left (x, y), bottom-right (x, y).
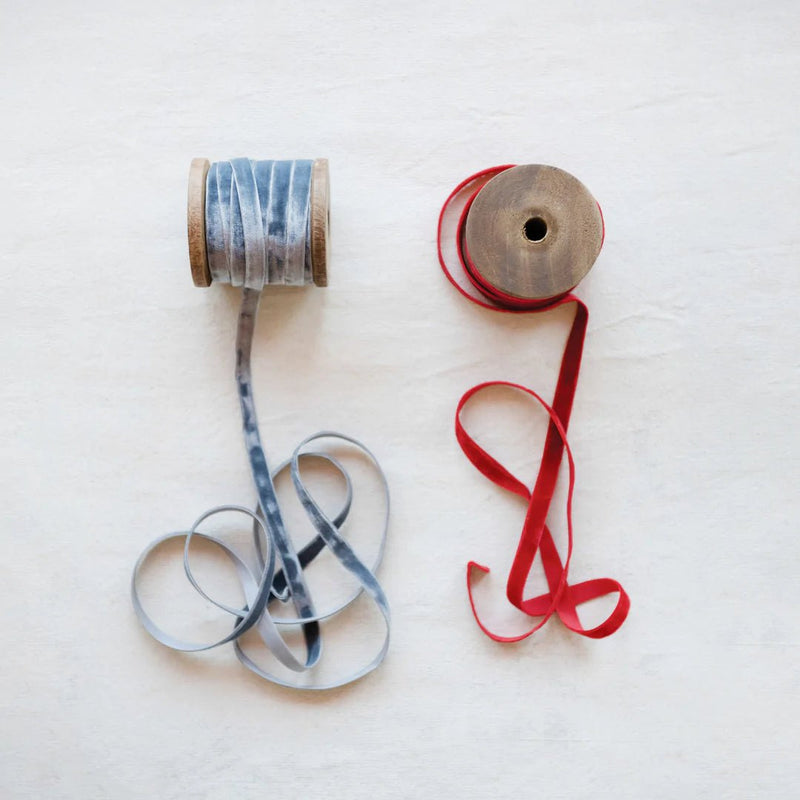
top-left (463, 164), bottom-right (604, 302)
top-left (186, 157), bottom-right (330, 288)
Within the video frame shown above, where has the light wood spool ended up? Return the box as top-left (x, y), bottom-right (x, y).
top-left (463, 164), bottom-right (603, 301)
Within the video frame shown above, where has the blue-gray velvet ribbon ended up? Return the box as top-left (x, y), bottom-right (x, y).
top-left (131, 159), bottom-right (390, 689)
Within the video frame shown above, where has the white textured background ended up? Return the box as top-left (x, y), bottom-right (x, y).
top-left (2, 1), bottom-right (798, 797)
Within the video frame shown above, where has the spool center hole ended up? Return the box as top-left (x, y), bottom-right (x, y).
top-left (523, 216), bottom-right (548, 242)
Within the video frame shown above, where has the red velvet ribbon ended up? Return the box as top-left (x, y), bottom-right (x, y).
top-left (438, 166), bottom-right (630, 642)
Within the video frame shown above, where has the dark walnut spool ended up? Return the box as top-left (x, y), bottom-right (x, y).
top-left (186, 157), bottom-right (330, 288)
top-left (463, 164), bottom-right (603, 301)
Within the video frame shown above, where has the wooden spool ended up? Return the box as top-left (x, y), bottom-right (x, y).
top-left (186, 158), bottom-right (330, 288)
top-left (463, 164), bottom-right (604, 302)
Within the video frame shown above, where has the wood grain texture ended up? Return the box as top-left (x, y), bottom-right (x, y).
top-left (311, 158), bottom-right (330, 287)
top-left (187, 157), bottom-right (211, 287)
top-left (464, 164), bottom-right (603, 301)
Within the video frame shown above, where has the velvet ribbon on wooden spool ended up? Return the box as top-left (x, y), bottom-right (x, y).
top-left (131, 158), bottom-right (390, 689)
top-left (438, 164), bottom-right (630, 642)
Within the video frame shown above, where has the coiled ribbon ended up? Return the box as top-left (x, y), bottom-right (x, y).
top-left (132, 159), bottom-right (390, 689)
top-left (438, 165), bottom-right (630, 641)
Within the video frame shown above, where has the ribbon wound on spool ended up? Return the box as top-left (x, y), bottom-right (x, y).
top-left (132, 159), bottom-right (390, 689)
top-left (438, 165), bottom-right (630, 642)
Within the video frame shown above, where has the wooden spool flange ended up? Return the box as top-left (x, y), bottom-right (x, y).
top-left (187, 158), bottom-right (211, 287)
top-left (186, 157), bottom-right (330, 288)
top-left (310, 158), bottom-right (329, 287)
top-left (463, 164), bottom-right (604, 302)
